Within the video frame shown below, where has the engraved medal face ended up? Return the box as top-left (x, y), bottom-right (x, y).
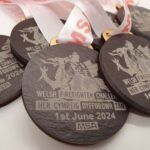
top-left (0, 36), bottom-right (23, 107)
top-left (100, 34), bottom-right (150, 114)
top-left (117, 6), bottom-right (150, 40)
top-left (22, 44), bottom-right (128, 145)
top-left (10, 18), bottom-right (49, 66)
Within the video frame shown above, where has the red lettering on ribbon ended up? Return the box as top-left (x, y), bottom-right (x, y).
top-left (0, 0), bottom-right (12, 3)
top-left (71, 31), bottom-right (86, 44)
top-left (77, 19), bottom-right (90, 33)
top-left (70, 19), bottom-right (90, 45)
top-left (125, 0), bottom-right (134, 5)
top-left (122, 15), bottom-right (131, 32)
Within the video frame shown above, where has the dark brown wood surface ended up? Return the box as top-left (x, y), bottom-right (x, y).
top-left (10, 18), bottom-right (49, 66)
top-left (117, 5), bottom-right (150, 40)
top-left (100, 34), bottom-right (150, 114)
top-left (0, 36), bottom-right (23, 107)
top-left (22, 43), bottom-right (128, 145)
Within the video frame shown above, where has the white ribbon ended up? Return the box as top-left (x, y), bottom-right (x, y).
top-left (28, 1), bottom-right (94, 46)
top-left (75, 0), bottom-right (132, 36)
top-left (29, 0), bottom-right (132, 38)
top-left (137, 0), bottom-right (150, 9)
top-left (0, 0), bottom-right (132, 45)
top-left (28, 4), bottom-right (64, 44)
top-left (57, 6), bottom-right (93, 45)
top-left (0, 2), bottom-right (25, 35)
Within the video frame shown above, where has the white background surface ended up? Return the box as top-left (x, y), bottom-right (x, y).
top-left (0, 1), bottom-right (150, 150)
top-left (1, 98), bottom-right (150, 150)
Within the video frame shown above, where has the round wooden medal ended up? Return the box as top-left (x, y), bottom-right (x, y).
top-left (0, 36), bottom-right (23, 107)
top-left (100, 34), bottom-right (150, 114)
top-left (22, 43), bottom-right (128, 145)
top-left (10, 18), bottom-right (49, 66)
top-left (117, 5), bottom-right (150, 40)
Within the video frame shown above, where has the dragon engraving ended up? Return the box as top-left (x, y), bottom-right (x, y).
top-left (110, 40), bottom-right (150, 76)
top-left (39, 52), bottom-right (109, 92)
top-left (0, 39), bottom-right (12, 63)
top-left (19, 26), bottom-right (48, 46)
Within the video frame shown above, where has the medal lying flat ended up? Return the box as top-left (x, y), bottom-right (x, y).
top-left (100, 34), bottom-right (150, 114)
top-left (0, 36), bottom-right (23, 107)
top-left (22, 43), bottom-right (128, 145)
top-left (10, 18), bottom-right (49, 66)
top-left (117, 5), bottom-right (150, 40)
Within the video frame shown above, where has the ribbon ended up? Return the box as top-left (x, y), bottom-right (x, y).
top-left (0, 0), bottom-right (132, 45)
top-left (29, 3), bottom-right (94, 46)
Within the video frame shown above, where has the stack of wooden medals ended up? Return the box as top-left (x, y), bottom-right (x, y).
top-left (0, 0), bottom-right (150, 146)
